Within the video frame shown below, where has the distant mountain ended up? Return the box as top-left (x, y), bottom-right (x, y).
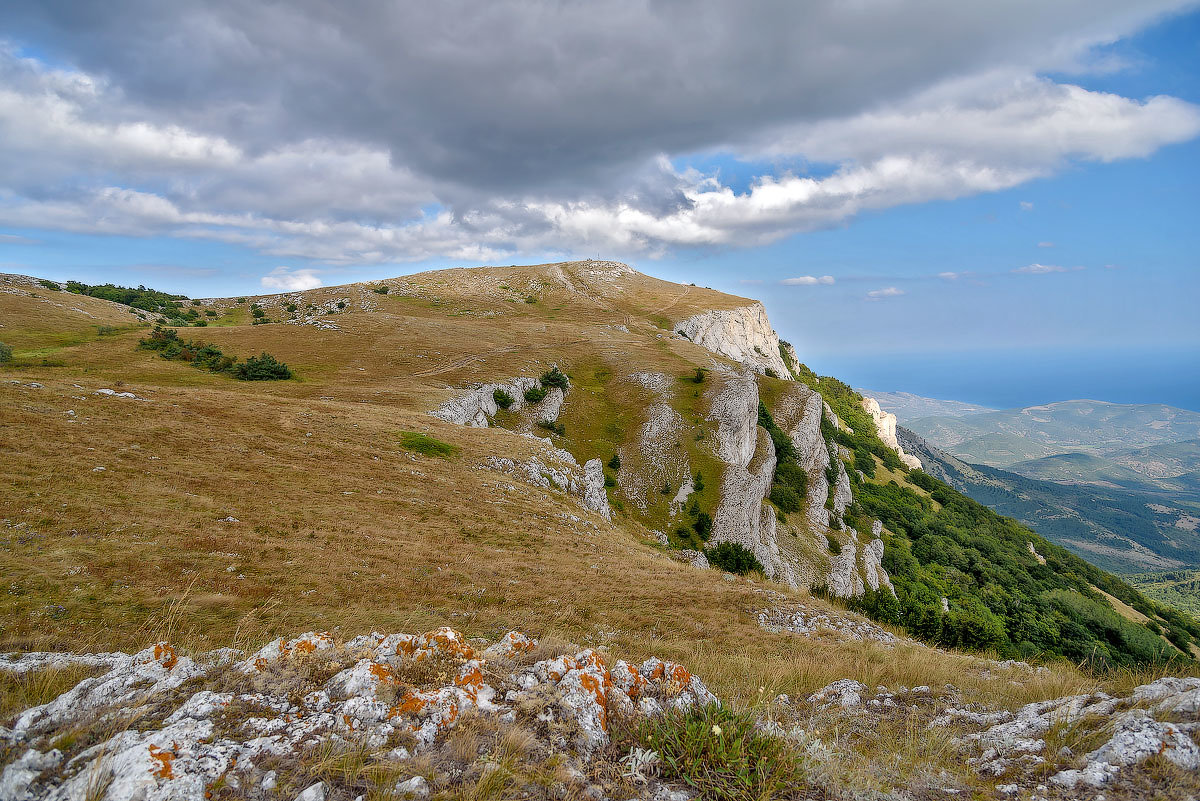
top-left (905, 400), bottom-right (1200, 469)
top-left (898, 427), bottom-right (1200, 574)
top-left (853, 389), bottom-right (995, 423)
top-left (1112, 438), bottom-right (1200, 479)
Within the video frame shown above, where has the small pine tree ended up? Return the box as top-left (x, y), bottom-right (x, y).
top-left (540, 366), bottom-right (570, 390)
top-left (607, 453), bottom-right (621, 471)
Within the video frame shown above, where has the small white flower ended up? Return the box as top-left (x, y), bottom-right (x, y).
top-left (711, 724), bottom-right (722, 736)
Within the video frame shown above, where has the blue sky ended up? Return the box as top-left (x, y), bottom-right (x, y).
top-left (1, 2), bottom-right (1197, 409)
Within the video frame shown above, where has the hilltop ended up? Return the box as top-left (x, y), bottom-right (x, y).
top-left (3, 262), bottom-right (1200, 800)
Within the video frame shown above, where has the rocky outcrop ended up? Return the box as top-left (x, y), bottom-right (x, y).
top-left (826, 530), bottom-right (864, 598)
top-left (431, 377), bottom-right (539, 427)
top-left (707, 370), bottom-right (796, 585)
top-left (484, 444), bottom-right (611, 520)
top-left (0, 628), bottom-right (716, 801)
top-left (861, 396), bottom-right (922, 470)
top-left (676, 303), bottom-right (791, 378)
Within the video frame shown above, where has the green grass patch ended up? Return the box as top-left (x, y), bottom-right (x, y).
top-left (397, 431), bottom-right (459, 458)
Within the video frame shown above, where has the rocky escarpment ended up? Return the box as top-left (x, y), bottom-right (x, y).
top-left (0, 628), bottom-right (715, 801)
top-left (706, 369), bottom-right (797, 585)
top-left (675, 302), bottom-right (791, 378)
top-left (484, 446), bottom-right (611, 521)
top-left (861, 396), bottom-right (922, 470)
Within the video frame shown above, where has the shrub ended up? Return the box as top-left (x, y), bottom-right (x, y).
top-left (236, 297), bottom-right (247, 304)
top-left (0, 342), bottom-right (11, 363)
top-left (826, 534), bottom-right (842, 555)
top-left (706, 542), bottom-right (763, 575)
top-left (251, 307), bottom-right (265, 319)
top-left (607, 453), bottom-right (621, 471)
top-left (693, 511), bottom-right (713, 541)
top-left (769, 485), bottom-right (802, 514)
top-left (336, 301), bottom-right (347, 309)
top-left (661, 480), bottom-right (673, 495)
top-left (691, 367), bottom-right (706, 384)
top-left (285, 303), bottom-right (298, 313)
top-left (604, 473), bottom-right (617, 488)
top-left (524, 386), bottom-right (548, 404)
top-left (764, 367), bottom-right (779, 379)
top-left (492, 388), bottom-right (515, 410)
top-left (204, 309), bottom-right (217, 317)
top-left (373, 285), bottom-right (390, 294)
top-left (536, 419), bottom-right (565, 436)
top-left (398, 431), bottom-right (459, 458)
top-left (630, 704), bottom-right (800, 801)
top-left (233, 353), bottom-right (292, 381)
top-left (524, 295), bottom-right (537, 304)
top-left (539, 366), bottom-right (569, 390)
top-left (95, 325), bottom-right (121, 337)
top-left (694, 471), bottom-right (705, 492)
top-left (37, 279), bottom-right (61, 291)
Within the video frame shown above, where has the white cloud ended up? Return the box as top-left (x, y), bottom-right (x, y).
top-left (261, 266), bottom-right (323, 291)
top-left (1020, 201), bottom-right (1035, 211)
top-left (781, 275), bottom-right (835, 286)
top-left (1014, 263), bottom-right (1071, 274)
top-left (0, 7), bottom-right (1198, 266)
top-left (867, 286), bottom-right (906, 299)
top-left (1037, 241), bottom-right (1055, 247)
top-left (938, 271), bottom-right (962, 280)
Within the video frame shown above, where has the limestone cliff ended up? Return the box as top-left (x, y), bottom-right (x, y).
top-left (862, 396), bottom-right (922, 470)
top-left (676, 302), bottom-right (791, 378)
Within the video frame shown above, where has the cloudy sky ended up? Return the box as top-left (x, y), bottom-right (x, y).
top-left (1, 1), bottom-right (1198, 406)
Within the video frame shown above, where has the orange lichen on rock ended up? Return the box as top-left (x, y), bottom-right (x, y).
top-left (148, 743), bottom-right (176, 779)
top-left (368, 662), bottom-right (398, 684)
top-left (152, 643), bottom-right (178, 670)
top-left (391, 691), bottom-right (432, 718)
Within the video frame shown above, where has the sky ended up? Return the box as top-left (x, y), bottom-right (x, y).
top-left (1, 1), bottom-right (1198, 410)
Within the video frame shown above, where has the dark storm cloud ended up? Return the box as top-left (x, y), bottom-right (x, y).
top-left (2, 0), bottom-right (1189, 195)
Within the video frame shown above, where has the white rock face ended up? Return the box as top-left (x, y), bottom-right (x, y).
top-left (861, 396), bottom-right (921, 470)
top-left (707, 370), bottom-right (797, 585)
top-left (826, 529), bottom-right (865, 598)
top-left (862, 536), bottom-right (894, 594)
top-left (431, 377), bottom-right (539, 427)
top-left (485, 444), bottom-right (611, 521)
top-left (676, 303), bottom-right (791, 378)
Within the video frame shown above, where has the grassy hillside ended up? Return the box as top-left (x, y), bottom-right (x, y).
top-left (2, 263), bottom-right (1195, 678)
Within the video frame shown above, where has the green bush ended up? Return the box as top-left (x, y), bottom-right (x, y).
top-left (604, 473), bottom-right (617, 488)
top-left (630, 704), bottom-right (800, 801)
top-left (763, 367), bottom-right (779, 379)
top-left (691, 367), bottom-right (706, 384)
top-left (37, 279), bottom-right (61, 291)
top-left (236, 297), bottom-right (247, 304)
top-left (693, 511), bottom-right (713, 541)
top-left (251, 307), bottom-right (265, 319)
top-left (398, 431), bottom-right (459, 458)
top-left (373, 285), bottom-right (390, 294)
top-left (0, 342), bottom-right (11, 363)
top-left (285, 303), bottom-right (298, 313)
top-left (492, 388), bottom-right (515, 410)
top-left (204, 309), bottom-right (217, 317)
top-left (540, 366), bottom-right (570, 390)
top-left (826, 534), bottom-right (842, 555)
top-left (769, 485), bottom-right (802, 514)
top-left (64, 280), bottom-right (187, 317)
top-left (607, 453), bottom-right (621, 471)
top-left (706, 542), bottom-right (763, 575)
top-left (524, 386), bottom-right (547, 404)
top-left (536, 419), bottom-right (565, 436)
top-left (233, 353), bottom-right (292, 381)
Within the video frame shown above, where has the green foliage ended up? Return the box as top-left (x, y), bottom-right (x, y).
top-left (757, 401), bottom-right (810, 522)
top-left (628, 704), bottom-right (801, 801)
top-left (693, 471), bottom-right (705, 492)
top-left (233, 353), bottom-right (292, 381)
top-left (691, 367), bottom-right (706, 384)
top-left (523, 386), bottom-right (548, 404)
top-left (0, 342), bottom-right (11, 363)
top-left (604, 473), bottom-right (617, 488)
top-left (661, 480), bottom-right (673, 495)
top-left (693, 512), bottom-right (713, 540)
top-left (539, 366), bottom-right (570, 390)
top-left (826, 533), bottom-right (841, 555)
top-left (397, 431), bottom-right (459, 458)
top-left (763, 367), bottom-right (779, 379)
top-left (492, 388), bottom-right (515, 410)
top-left (37, 279), bottom-right (61, 291)
top-left (137, 325), bottom-right (290, 381)
top-left (204, 309), bottom-right (217, 317)
top-left (285, 303), bottom-right (298, 313)
top-left (706, 542), bottom-right (763, 575)
top-left (607, 453), bottom-right (621, 471)
top-left (65, 280), bottom-right (199, 322)
top-left (536, 419), bottom-right (565, 436)
top-left (854, 447), bottom-right (876, 478)
top-left (372, 285), bottom-right (390, 294)
top-left (768, 485), bottom-right (802, 514)
top-left (251, 306), bottom-right (265, 319)
top-left (236, 297), bottom-right (247, 304)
